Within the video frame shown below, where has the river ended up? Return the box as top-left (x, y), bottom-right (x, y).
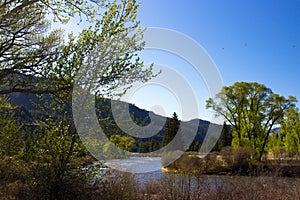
top-left (105, 157), bottom-right (162, 174)
top-left (103, 157), bottom-right (229, 187)
top-left (102, 157), bottom-right (299, 189)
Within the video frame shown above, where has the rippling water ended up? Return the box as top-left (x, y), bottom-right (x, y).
top-left (105, 157), bottom-right (162, 173)
top-left (101, 157), bottom-right (299, 190)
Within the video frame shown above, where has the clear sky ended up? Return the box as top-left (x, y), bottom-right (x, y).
top-left (126, 0), bottom-right (300, 121)
top-left (56, 0), bottom-right (300, 121)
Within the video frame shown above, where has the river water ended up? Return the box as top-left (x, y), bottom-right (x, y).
top-left (103, 157), bottom-right (169, 184)
top-left (105, 157), bottom-right (162, 174)
top-left (103, 157), bottom-right (225, 186)
top-left (103, 157), bottom-right (300, 189)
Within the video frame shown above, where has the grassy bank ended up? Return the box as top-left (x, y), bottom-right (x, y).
top-left (163, 148), bottom-right (300, 178)
top-left (69, 171), bottom-right (300, 200)
top-left (1, 154), bottom-right (300, 199)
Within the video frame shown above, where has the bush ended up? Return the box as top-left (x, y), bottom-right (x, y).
top-left (164, 153), bottom-right (202, 173)
top-left (0, 157), bottom-right (32, 199)
top-left (140, 175), bottom-right (300, 200)
top-left (220, 146), bottom-right (257, 174)
top-left (97, 171), bottom-right (138, 200)
top-left (0, 156), bottom-right (94, 199)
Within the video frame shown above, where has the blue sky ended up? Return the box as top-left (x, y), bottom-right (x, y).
top-left (126, 0), bottom-right (300, 120)
top-left (56, 0), bottom-right (300, 121)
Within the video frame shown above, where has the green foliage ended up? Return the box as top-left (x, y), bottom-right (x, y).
top-left (0, 0), bottom-right (65, 94)
top-left (0, 93), bottom-right (90, 198)
top-left (109, 134), bottom-right (135, 151)
top-left (0, 157), bottom-right (32, 199)
top-left (220, 146), bottom-right (257, 174)
top-left (0, 0), bottom-right (159, 198)
top-left (162, 112), bottom-right (180, 147)
top-left (23, 90), bottom-right (90, 198)
top-left (137, 139), bottom-right (161, 153)
top-left (207, 82), bottom-right (296, 160)
top-left (266, 133), bottom-right (282, 153)
top-left (280, 107), bottom-right (300, 154)
top-left (1, 0), bottom-right (155, 95)
top-left (0, 96), bottom-right (22, 156)
top-left (213, 122), bottom-right (232, 152)
top-left (188, 141), bottom-right (202, 152)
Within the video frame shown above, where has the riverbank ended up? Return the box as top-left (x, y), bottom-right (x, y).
top-left (160, 150), bottom-right (300, 178)
top-left (97, 170), bottom-right (300, 200)
top-left (162, 163), bottom-right (300, 178)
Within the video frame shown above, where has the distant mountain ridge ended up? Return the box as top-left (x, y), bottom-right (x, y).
top-left (7, 92), bottom-right (218, 152)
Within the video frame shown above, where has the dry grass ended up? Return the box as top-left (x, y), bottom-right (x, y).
top-left (1, 156), bottom-right (300, 200)
top-left (138, 174), bottom-right (300, 200)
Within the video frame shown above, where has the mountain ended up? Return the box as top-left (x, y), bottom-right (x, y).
top-left (8, 92), bottom-right (41, 110)
top-left (7, 92), bottom-right (218, 152)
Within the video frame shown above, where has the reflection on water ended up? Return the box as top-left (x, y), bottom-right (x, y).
top-left (105, 157), bottom-right (162, 173)
top-left (102, 157), bottom-right (299, 191)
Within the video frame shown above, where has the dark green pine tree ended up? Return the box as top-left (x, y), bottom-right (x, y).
top-left (162, 112), bottom-right (180, 147)
top-left (138, 142), bottom-right (150, 153)
top-left (213, 122), bottom-right (232, 151)
top-left (149, 139), bottom-right (160, 152)
top-left (188, 141), bottom-right (202, 152)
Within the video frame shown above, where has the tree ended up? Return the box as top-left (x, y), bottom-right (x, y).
top-left (1, 0), bottom-right (156, 164)
top-left (0, 0), bottom-right (154, 95)
top-left (0, 0), bottom-right (156, 198)
top-left (280, 107), bottom-right (300, 154)
top-left (206, 82), bottom-right (296, 160)
top-left (0, 96), bottom-right (22, 156)
top-left (162, 112), bottom-right (180, 147)
top-left (213, 122), bottom-right (232, 152)
top-left (1, 0), bottom-right (66, 94)
top-left (109, 134), bottom-right (135, 151)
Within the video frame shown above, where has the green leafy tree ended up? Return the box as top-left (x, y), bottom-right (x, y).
top-left (0, 96), bottom-right (22, 156)
top-left (0, 0), bottom-right (157, 198)
top-left (0, 0), bottom-right (154, 95)
top-left (206, 82), bottom-right (296, 160)
top-left (280, 107), bottom-right (300, 154)
top-left (266, 132), bottom-right (282, 155)
top-left (109, 134), bottom-right (135, 151)
top-left (1, 0), bottom-right (66, 94)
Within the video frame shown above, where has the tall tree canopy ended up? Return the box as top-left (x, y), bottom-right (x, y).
top-left (0, 1), bottom-right (156, 197)
top-left (206, 82), bottom-right (296, 160)
top-left (0, 0), bottom-right (153, 95)
top-left (280, 107), bottom-right (300, 154)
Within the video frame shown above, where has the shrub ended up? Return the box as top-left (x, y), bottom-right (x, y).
top-left (0, 157), bottom-right (32, 199)
top-left (97, 171), bottom-right (138, 200)
top-left (220, 146), bottom-right (257, 174)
